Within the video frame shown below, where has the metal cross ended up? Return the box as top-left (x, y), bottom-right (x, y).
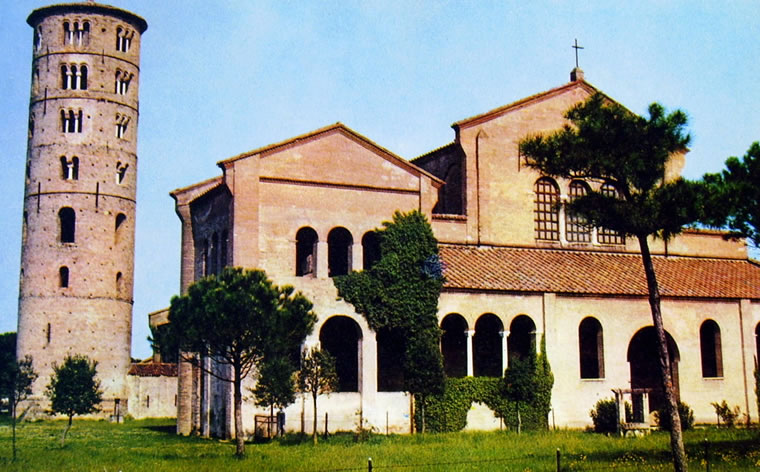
top-left (572, 39), bottom-right (584, 68)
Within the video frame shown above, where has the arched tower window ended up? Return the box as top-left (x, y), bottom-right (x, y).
top-left (115, 70), bottom-right (132, 95)
top-left (579, 317), bottom-right (604, 379)
top-left (700, 319), bottom-right (723, 378)
top-left (115, 213), bottom-right (126, 245)
top-left (60, 156), bottom-right (79, 180)
top-left (61, 109), bottom-right (82, 133)
top-left (295, 227), bottom-right (318, 277)
top-left (116, 272), bottom-right (124, 296)
top-left (534, 177), bottom-right (560, 241)
top-left (328, 227), bottom-right (353, 277)
top-left (474, 313), bottom-right (504, 377)
top-left (361, 231), bottom-right (380, 270)
top-left (59, 266), bottom-right (69, 288)
top-left (58, 207), bottom-right (75, 243)
top-left (566, 180), bottom-right (591, 243)
top-left (116, 161), bottom-right (129, 183)
top-left (598, 182), bottom-right (625, 245)
top-left (116, 27), bottom-right (133, 52)
top-left (115, 114), bottom-right (130, 139)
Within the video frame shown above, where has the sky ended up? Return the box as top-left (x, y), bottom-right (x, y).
top-left (1, 1), bottom-right (759, 359)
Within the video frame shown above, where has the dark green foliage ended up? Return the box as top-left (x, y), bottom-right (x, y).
top-left (654, 401), bottom-right (694, 432)
top-left (334, 211), bottom-right (445, 400)
top-left (702, 142), bottom-right (760, 248)
top-left (589, 398), bottom-right (632, 434)
top-left (297, 347), bottom-right (338, 445)
top-left (167, 267), bottom-right (316, 456)
top-left (46, 355), bottom-right (102, 445)
top-left (711, 400), bottom-right (740, 427)
top-left (533, 335), bottom-right (554, 430)
top-left (4, 352), bottom-right (37, 461)
top-left (252, 356), bottom-right (297, 411)
top-left (148, 324), bottom-right (178, 363)
top-left (0, 332), bottom-right (18, 401)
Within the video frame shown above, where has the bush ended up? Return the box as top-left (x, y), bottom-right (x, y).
top-left (589, 398), bottom-right (631, 433)
top-left (654, 401), bottom-right (694, 431)
top-left (711, 400), bottom-right (740, 427)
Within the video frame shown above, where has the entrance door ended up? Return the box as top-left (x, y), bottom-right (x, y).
top-left (627, 326), bottom-right (680, 413)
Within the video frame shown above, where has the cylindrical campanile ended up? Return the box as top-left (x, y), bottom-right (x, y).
top-left (18, 3), bottom-right (147, 409)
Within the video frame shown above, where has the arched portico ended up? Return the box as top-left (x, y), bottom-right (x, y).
top-left (319, 315), bottom-right (362, 392)
top-left (627, 326), bottom-right (680, 413)
top-left (508, 315), bottom-right (536, 364)
top-left (474, 313), bottom-right (504, 377)
top-left (440, 313), bottom-right (468, 378)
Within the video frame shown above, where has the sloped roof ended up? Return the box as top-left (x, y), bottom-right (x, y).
top-left (439, 245), bottom-right (760, 299)
top-left (128, 362), bottom-right (178, 377)
top-left (452, 79), bottom-right (601, 129)
top-left (217, 122), bottom-right (443, 186)
top-left (170, 176), bottom-right (223, 206)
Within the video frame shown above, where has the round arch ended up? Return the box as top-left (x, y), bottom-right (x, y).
top-left (440, 313), bottom-right (468, 378)
top-left (474, 313), bottom-right (503, 377)
top-left (508, 315), bottom-right (536, 363)
top-left (319, 315), bottom-right (362, 392)
top-left (627, 326), bottom-right (680, 413)
top-left (327, 227), bottom-right (353, 277)
top-left (579, 316), bottom-right (604, 379)
top-left (295, 227), bottom-right (318, 277)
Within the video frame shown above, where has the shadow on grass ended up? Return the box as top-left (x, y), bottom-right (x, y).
top-left (143, 424), bottom-right (176, 435)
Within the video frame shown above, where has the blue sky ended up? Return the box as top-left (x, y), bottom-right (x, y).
top-left (1, 1), bottom-right (758, 359)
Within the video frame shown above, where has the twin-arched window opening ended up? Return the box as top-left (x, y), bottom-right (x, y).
top-left (115, 114), bottom-right (130, 139)
top-left (327, 227), bottom-right (352, 277)
top-left (116, 27), bottom-right (133, 53)
top-left (700, 319), bottom-right (723, 378)
top-left (115, 70), bottom-right (132, 95)
top-left (116, 161), bottom-right (129, 184)
top-left (60, 156), bottom-right (79, 180)
top-left (60, 109), bottom-right (83, 133)
top-left (61, 64), bottom-right (88, 90)
top-left (579, 317), bottom-right (604, 379)
top-left (63, 20), bottom-right (89, 46)
top-left (59, 207), bottom-right (76, 243)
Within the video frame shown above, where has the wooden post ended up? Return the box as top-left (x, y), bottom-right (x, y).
top-left (556, 448), bottom-right (561, 472)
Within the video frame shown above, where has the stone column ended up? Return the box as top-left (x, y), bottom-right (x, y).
top-left (317, 241), bottom-right (329, 278)
top-left (352, 242), bottom-right (363, 271)
top-left (500, 330), bottom-right (509, 374)
top-left (465, 329), bottom-right (475, 377)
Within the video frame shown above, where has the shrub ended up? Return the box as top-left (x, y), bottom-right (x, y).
top-left (590, 398), bottom-right (630, 433)
top-left (711, 400), bottom-right (740, 427)
top-left (654, 401), bottom-right (694, 431)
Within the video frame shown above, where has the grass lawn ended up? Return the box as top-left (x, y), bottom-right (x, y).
top-left (1, 416), bottom-right (759, 471)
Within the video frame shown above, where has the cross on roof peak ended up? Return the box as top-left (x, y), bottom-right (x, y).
top-left (572, 39), bottom-right (584, 69)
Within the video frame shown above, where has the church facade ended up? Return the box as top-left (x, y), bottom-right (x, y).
top-left (169, 71), bottom-right (760, 437)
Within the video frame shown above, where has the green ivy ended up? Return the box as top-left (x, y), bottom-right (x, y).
top-left (416, 338), bottom-right (553, 433)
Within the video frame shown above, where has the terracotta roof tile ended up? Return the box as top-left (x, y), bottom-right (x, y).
top-left (439, 245), bottom-right (760, 299)
top-left (128, 362), bottom-right (178, 377)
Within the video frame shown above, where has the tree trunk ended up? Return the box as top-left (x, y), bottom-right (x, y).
top-left (638, 236), bottom-right (687, 472)
top-left (62, 415), bottom-right (73, 446)
top-left (517, 402), bottom-right (522, 435)
top-left (312, 391), bottom-right (318, 445)
top-left (233, 365), bottom-right (245, 457)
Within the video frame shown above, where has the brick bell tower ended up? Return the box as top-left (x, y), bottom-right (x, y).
top-left (17, 2), bottom-right (147, 411)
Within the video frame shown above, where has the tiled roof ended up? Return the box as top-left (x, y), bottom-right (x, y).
top-left (439, 245), bottom-right (760, 299)
top-left (128, 362), bottom-right (178, 377)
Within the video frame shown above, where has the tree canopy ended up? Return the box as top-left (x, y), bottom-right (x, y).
top-left (703, 141), bottom-right (760, 248)
top-left (46, 354), bottom-right (102, 446)
top-left (167, 267), bottom-right (316, 456)
top-left (297, 347), bottom-right (338, 445)
top-left (519, 92), bottom-right (704, 472)
top-left (334, 211), bottom-right (445, 405)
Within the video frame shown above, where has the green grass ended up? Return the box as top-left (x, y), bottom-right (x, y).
top-left (1, 416), bottom-right (759, 471)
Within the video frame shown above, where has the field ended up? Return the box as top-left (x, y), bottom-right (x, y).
top-left (1, 417), bottom-right (759, 471)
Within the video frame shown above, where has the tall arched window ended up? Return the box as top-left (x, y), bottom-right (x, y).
top-left (700, 319), bottom-right (723, 378)
top-left (295, 227), bottom-right (318, 276)
top-left (59, 266), bottom-right (69, 288)
top-left (566, 180), bottom-right (591, 243)
top-left (59, 207), bottom-right (75, 243)
top-left (508, 315), bottom-right (536, 363)
top-left (598, 182), bottom-right (625, 244)
top-left (114, 213), bottom-right (126, 245)
top-left (441, 313), bottom-right (468, 378)
top-left (474, 313), bottom-right (504, 377)
top-left (320, 316), bottom-right (362, 392)
top-left (361, 231), bottom-right (380, 270)
top-left (534, 177), bottom-right (560, 241)
top-left (328, 227), bottom-right (353, 277)
top-left (579, 317), bottom-right (604, 379)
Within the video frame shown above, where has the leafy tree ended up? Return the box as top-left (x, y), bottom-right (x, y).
top-left (702, 142), bottom-right (760, 248)
top-left (46, 355), bottom-right (102, 446)
top-left (334, 210), bottom-right (445, 431)
top-left (533, 335), bottom-right (554, 429)
top-left (0, 333), bottom-right (38, 462)
top-left (297, 347), bottom-right (338, 445)
top-left (252, 356), bottom-right (297, 436)
top-left (503, 354), bottom-right (535, 434)
top-left (167, 267), bottom-right (316, 456)
top-left (519, 93), bottom-right (707, 471)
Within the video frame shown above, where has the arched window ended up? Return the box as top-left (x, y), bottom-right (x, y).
top-left (115, 213), bottom-right (126, 245)
top-left (61, 109), bottom-right (82, 133)
top-left (295, 227), bottom-right (318, 276)
top-left (628, 327), bottom-right (680, 413)
top-left (441, 313), bottom-right (468, 378)
top-left (79, 64), bottom-right (88, 90)
top-left (115, 114), bottom-right (130, 139)
top-left (598, 182), bottom-right (625, 245)
top-left (116, 161), bottom-right (129, 183)
top-left (566, 180), bottom-right (591, 243)
top-left (116, 27), bottom-right (133, 52)
top-left (534, 177), bottom-right (560, 241)
top-left (61, 65), bottom-right (70, 90)
top-left (700, 319), bottom-right (723, 378)
top-left (115, 70), bottom-right (132, 95)
top-left (474, 313), bottom-right (504, 377)
top-left (59, 266), bottom-right (69, 288)
top-left (508, 315), bottom-right (536, 363)
top-left (320, 316), bottom-right (362, 392)
top-left (361, 231), bottom-right (380, 270)
top-left (328, 227), bottom-right (352, 277)
top-left (116, 272), bottom-right (124, 296)
top-left (60, 156), bottom-right (79, 180)
top-left (579, 317), bottom-right (604, 379)
top-left (59, 207), bottom-right (75, 243)
top-left (34, 26), bottom-right (43, 51)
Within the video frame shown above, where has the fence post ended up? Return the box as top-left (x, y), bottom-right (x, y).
top-left (368, 457), bottom-right (373, 472)
top-left (556, 448), bottom-right (561, 472)
top-left (704, 438), bottom-right (710, 472)
top-left (324, 412), bottom-right (329, 438)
